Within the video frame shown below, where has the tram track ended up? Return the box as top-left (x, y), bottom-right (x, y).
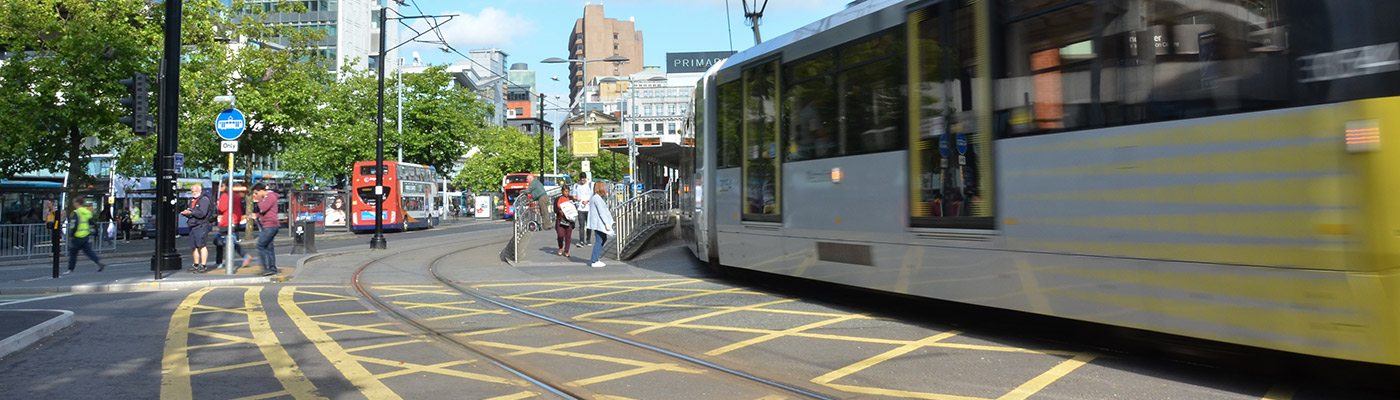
top-left (349, 235), bottom-right (831, 399)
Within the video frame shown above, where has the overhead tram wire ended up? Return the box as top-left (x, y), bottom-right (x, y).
top-left (399, 1), bottom-right (587, 111)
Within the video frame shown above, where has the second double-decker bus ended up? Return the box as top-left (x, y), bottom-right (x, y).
top-left (500, 172), bottom-right (535, 220)
top-left (351, 161), bottom-right (437, 232)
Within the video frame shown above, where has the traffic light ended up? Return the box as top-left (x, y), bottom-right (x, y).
top-left (119, 72), bottom-right (153, 136)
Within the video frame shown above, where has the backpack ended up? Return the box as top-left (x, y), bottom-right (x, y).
top-left (558, 199), bottom-right (578, 223)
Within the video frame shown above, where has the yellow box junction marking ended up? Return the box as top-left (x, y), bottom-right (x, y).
top-left (279, 286), bottom-right (535, 399)
top-left (467, 340), bottom-right (705, 387)
top-left (161, 287), bottom-right (324, 400)
top-left (475, 278), bottom-right (1100, 399)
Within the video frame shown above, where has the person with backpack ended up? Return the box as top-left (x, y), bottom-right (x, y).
top-left (181, 183), bottom-right (213, 272)
top-left (213, 185), bottom-right (251, 271)
top-left (554, 186), bottom-right (578, 257)
top-left (65, 198), bottom-right (108, 274)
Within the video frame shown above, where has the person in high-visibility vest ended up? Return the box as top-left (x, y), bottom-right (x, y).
top-left (66, 199), bottom-right (107, 274)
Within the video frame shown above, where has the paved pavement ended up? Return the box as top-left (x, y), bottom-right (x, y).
top-left (0, 225), bottom-right (368, 361)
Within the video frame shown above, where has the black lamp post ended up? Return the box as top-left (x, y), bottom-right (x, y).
top-left (371, 5), bottom-right (453, 250)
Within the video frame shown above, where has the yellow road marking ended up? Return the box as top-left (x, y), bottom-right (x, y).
top-left (469, 340), bottom-right (705, 374)
top-left (627, 298), bottom-right (796, 335)
top-left (232, 390), bottom-right (292, 400)
top-left (483, 392), bottom-right (542, 400)
top-left (1262, 385), bottom-right (1297, 400)
top-left (375, 285), bottom-right (460, 297)
top-left (190, 304), bottom-right (253, 315)
top-left (474, 278), bottom-right (693, 289)
top-left (706, 314), bottom-right (866, 356)
top-left (191, 360), bottom-right (271, 375)
top-left (457, 323), bottom-right (552, 337)
top-left (355, 358), bottom-right (515, 384)
top-left (812, 331), bottom-right (960, 385)
top-left (755, 396), bottom-right (788, 400)
top-left (249, 287), bottom-right (324, 399)
top-left (570, 363), bottom-right (692, 386)
top-left (186, 328), bottom-right (255, 344)
top-left (997, 353), bottom-right (1097, 400)
top-left (521, 280), bottom-right (705, 308)
top-left (571, 287), bottom-right (750, 320)
top-left (163, 287), bottom-right (323, 400)
top-left (191, 321), bottom-right (253, 330)
top-left (161, 287), bottom-right (211, 400)
top-left (819, 382), bottom-right (985, 400)
top-left (503, 340), bottom-right (601, 357)
top-left (397, 299), bottom-right (479, 309)
top-left (311, 310), bottom-right (378, 318)
top-left (509, 295), bottom-right (872, 319)
top-left (280, 286), bottom-right (402, 400)
top-left (344, 339), bottom-right (429, 353)
top-left (320, 322), bottom-right (410, 336)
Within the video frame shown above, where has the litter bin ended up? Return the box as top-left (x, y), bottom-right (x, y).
top-left (291, 219), bottom-right (317, 254)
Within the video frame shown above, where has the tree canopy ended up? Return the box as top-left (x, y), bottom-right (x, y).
top-left (0, 0), bottom-right (503, 193)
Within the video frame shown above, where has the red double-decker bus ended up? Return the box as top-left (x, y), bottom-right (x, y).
top-left (501, 172), bottom-right (534, 219)
top-left (351, 161), bottom-right (437, 232)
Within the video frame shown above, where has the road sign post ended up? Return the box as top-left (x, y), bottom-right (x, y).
top-left (215, 107), bottom-right (245, 274)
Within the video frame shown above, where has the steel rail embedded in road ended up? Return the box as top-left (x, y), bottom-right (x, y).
top-left (349, 236), bottom-right (582, 400)
top-left (429, 253), bottom-right (836, 400)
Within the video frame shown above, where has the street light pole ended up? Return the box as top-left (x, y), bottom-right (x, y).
top-left (627, 77), bottom-right (637, 195)
top-left (542, 55), bottom-right (630, 184)
top-left (371, 6), bottom-right (388, 250)
top-left (537, 92), bottom-right (545, 177)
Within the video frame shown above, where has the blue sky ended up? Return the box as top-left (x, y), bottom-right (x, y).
top-left (396, 0), bottom-right (852, 114)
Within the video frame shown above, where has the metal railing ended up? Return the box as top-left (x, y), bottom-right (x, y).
top-left (0, 222), bottom-right (118, 260)
top-left (507, 192), bottom-right (556, 263)
top-left (609, 183), bottom-right (674, 260)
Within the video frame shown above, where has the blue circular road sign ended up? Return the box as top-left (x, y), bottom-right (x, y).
top-left (215, 108), bottom-right (246, 140)
top-left (956, 134), bottom-right (968, 155)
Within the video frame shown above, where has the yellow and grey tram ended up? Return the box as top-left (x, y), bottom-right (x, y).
top-left (684, 0), bottom-right (1400, 366)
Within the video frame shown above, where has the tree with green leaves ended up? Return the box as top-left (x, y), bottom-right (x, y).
top-left (0, 0), bottom-right (161, 200)
top-left (283, 65), bottom-right (491, 185)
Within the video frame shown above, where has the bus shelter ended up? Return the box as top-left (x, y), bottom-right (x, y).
top-left (289, 190), bottom-right (350, 234)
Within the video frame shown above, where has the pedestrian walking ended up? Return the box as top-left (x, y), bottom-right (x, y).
top-left (130, 204), bottom-right (144, 240)
top-left (586, 181), bottom-right (615, 268)
top-left (65, 199), bottom-right (107, 274)
top-left (213, 185), bottom-right (251, 271)
top-left (251, 184), bottom-right (280, 276)
top-left (554, 186), bottom-right (577, 257)
top-left (573, 175), bottom-right (593, 247)
top-left (117, 207), bottom-right (133, 242)
top-left (181, 183), bottom-right (213, 272)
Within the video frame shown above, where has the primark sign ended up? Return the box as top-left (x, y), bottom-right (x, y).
top-left (667, 51), bottom-right (737, 73)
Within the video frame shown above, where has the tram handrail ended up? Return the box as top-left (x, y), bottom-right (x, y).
top-left (609, 183), bottom-right (674, 259)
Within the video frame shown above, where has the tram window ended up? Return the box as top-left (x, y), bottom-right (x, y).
top-left (693, 81), bottom-right (706, 171)
top-left (785, 55), bottom-right (837, 162)
top-left (910, 2), bottom-right (992, 229)
top-left (717, 81), bottom-right (743, 169)
top-left (743, 60), bottom-right (781, 221)
top-left (839, 32), bottom-right (906, 156)
top-left (1000, 0), bottom-right (1291, 136)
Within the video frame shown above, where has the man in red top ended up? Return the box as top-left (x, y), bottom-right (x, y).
top-left (213, 185), bottom-right (251, 270)
top-left (252, 183), bottom-right (280, 276)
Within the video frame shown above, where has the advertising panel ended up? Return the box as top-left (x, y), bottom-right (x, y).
top-left (573, 128), bottom-right (599, 157)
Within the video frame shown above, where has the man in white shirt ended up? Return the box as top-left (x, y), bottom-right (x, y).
top-left (572, 174), bottom-right (594, 247)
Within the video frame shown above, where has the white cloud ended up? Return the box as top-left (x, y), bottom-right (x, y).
top-left (406, 8), bottom-right (534, 49)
